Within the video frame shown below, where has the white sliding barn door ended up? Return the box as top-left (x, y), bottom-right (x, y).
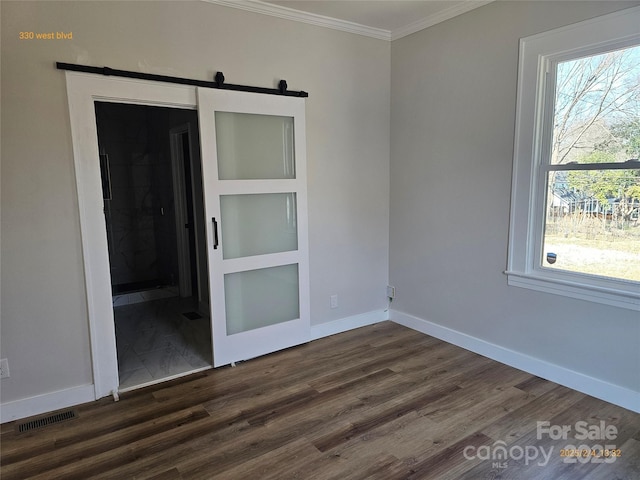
top-left (197, 89), bottom-right (310, 367)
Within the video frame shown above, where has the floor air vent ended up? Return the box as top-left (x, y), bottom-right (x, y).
top-left (182, 311), bottom-right (203, 320)
top-left (17, 410), bottom-right (76, 433)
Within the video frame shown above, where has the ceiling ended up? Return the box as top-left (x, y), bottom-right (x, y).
top-left (209, 0), bottom-right (494, 40)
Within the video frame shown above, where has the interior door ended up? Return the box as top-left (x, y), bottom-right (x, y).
top-left (197, 89), bottom-right (310, 367)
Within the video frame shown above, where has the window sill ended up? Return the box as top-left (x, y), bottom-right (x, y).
top-left (505, 270), bottom-right (640, 311)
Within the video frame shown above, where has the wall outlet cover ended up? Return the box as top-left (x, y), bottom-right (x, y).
top-left (0, 358), bottom-right (9, 379)
top-left (330, 294), bottom-right (338, 309)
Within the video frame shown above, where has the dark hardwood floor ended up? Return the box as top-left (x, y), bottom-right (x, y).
top-left (2, 321), bottom-right (639, 479)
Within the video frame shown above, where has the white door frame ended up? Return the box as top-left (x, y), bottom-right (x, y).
top-left (170, 124), bottom-right (207, 306)
top-left (169, 125), bottom-right (194, 298)
top-left (66, 72), bottom-right (310, 398)
top-left (65, 72), bottom-right (199, 399)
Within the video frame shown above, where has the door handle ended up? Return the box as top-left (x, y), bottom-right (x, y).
top-left (212, 217), bottom-right (219, 250)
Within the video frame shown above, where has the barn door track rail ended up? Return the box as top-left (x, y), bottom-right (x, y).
top-left (56, 62), bottom-right (309, 98)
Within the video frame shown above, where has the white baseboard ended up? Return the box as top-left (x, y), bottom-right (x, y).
top-left (311, 309), bottom-right (389, 341)
top-left (1, 384), bottom-right (95, 424)
top-left (1, 311), bottom-right (388, 424)
top-left (8, 308), bottom-right (633, 423)
top-left (391, 309), bottom-right (640, 414)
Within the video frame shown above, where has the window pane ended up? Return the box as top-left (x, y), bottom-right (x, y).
top-left (220, 193), bottom-right (298, 259)
top-left (224, 264), bottom-right (299, 335)
top-left (215, 112), bottom-right (295, 180)
top-left (543, 169), bottom-right (640, 282)
top-left (551, 45), bottom-right (640, 165)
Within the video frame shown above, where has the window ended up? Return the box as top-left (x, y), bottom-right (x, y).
top-left (507, 6), bottom-right (640, 310)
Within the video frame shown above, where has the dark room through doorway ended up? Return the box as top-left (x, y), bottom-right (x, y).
top-left (94, 102), bottom-right (212, 391)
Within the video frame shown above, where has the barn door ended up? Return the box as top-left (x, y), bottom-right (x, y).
top-left (197, 89), bottom-right (310, 366)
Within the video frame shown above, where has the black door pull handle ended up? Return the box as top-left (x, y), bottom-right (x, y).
top-left (212, 217), bottom-right (219, 249)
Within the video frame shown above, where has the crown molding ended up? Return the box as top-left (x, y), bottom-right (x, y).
top-left (203, 0), bottom-right (494, 42)
top-left (391, 0), bottom-right (494, 41)
top-left (203, 0), bottom-right (392, 41)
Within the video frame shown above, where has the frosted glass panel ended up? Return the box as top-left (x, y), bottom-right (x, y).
top-left (215, 112), bottom-right (295, 180)
top-left (221, 193), bottom-right (297, 259)
top-left (225, 264), bottom-right (299, 335)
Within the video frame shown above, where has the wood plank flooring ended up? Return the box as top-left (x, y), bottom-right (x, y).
top-left (2, 321), bottom-right (639, 479)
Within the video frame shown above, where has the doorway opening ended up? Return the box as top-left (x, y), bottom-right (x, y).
top-left (94, 102), bottom-right (211, 390)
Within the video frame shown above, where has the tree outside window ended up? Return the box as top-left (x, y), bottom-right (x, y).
top-left (542, 45), bottom-right (640, 282)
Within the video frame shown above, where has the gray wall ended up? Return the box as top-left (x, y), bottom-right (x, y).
top-left (390, 1), bottom-right (640, 393)
top-left (0, 1), bottom-right (390, 404)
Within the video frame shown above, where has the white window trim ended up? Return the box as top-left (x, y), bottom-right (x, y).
top-left (506, 6), bottom-right (640, 311)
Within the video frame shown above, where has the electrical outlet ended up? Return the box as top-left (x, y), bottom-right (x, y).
top-left (330, 294), bottom-right (338, 309)
top-left (387, 285), bottom-right (396, 299)
top-left (0, 358), bottom-right (9, 379)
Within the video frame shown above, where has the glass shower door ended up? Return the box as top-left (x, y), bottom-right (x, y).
top-left (197, 89), bottom-right (310, 367)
